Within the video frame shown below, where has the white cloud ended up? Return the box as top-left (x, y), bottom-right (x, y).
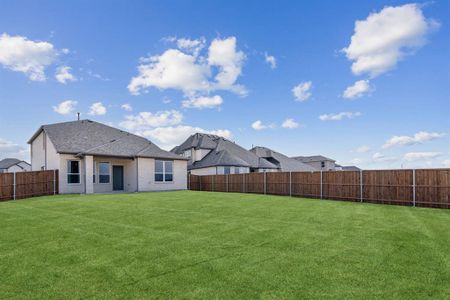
top-left (0, 138), bottom-right (29, 161)
top-left (55, 65), bottom-right (76, 84)
top-left (343, 4), bottom-right (439, 77)
top-left (443, 159), bottom-right (450, 166)
top-left (282, 118), bottom-right (299, 129)
top-left (138, 125), bottom-right (232, 150)
top-left (404, 152), bottom-right (441, 161)
top-left (372, 152), bottom-right (397, 162)
top-left (354, 145), bottom-right (370, 153)
top-left (121, 103), bottom-right (133, 111)
top-left (292, 81), bottom-right (312, 101)
top-left (252, 120), bottom-right (267, 131)
top-left (128, 49), bottom-right (209, 96)
top-left (319, 112), bottom-right (361, 121)
top-left (88, 102), bottom-right (107, 116)
top-left (208, 36), bottom-right (246, 95)
top-left (176, 37), bottom-right (205, 56)
top-left (182, 95), bottom-right (223, 109)
top-left (383, 131), bottom-right (446, 149)
top-left (120, 110), bottom-right (183, 130)
top-left (0, 33), bottom-right (61, 81)
top-left (343, 80), bottom-right (372, 99)
top-left (53, 100), bottom-right (77, 115)
top-left (128, 36), bottom-right (246, 97)
top-left (264, 53), bottom-right (277, 69)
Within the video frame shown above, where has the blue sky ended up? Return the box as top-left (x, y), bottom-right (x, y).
top-left (0, 0), bottom-right (448, 169)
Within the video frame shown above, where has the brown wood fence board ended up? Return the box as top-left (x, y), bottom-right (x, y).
top-left (189, 168), bottom-right (450, 209)
top-left (244, 173), bottom-right (264, 194)
top-left (291, 171), bottom-right (321, 198)
top-left (0, 173), bottom-right (14, 201)
top-left (228, 174), bottom-right (245, 193)
top-left (415, 169), bottom-right (449, 208)
top-left (266, 172), bottom-right (290, 195)
top-left (323, 171), bottom-right (360, 202)
top-left (0, 170), bottom-right (58, 201)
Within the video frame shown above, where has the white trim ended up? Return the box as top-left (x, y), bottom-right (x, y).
top-left (155, 160), bottom-right (174, 183)
top-left (98, 162), bottom-right (111, 184)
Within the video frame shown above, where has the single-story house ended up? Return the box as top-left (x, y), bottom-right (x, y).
top-left (28, 119), bottom-right (188, 194)
top-left (292, 155), bottom-right (336, 171)
top-left (0, 158), bottom-right (31, 173)
top-left (250, 146), bottom-right (316, 172)
top-left (171, 133), bottom-right (278, 175)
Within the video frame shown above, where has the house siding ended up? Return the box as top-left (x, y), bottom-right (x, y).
top-left (137, 157), bottom-right (187, 191)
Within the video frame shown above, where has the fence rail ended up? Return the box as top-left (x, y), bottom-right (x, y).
top-left (189, 169), bottom-right (450, 209)
top-left (0, 170), bottom-right (58, 201)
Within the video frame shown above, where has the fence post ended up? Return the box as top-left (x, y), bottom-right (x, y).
top-left (199, 176), bottom-right (202, 191)
top-left (13, 172), bottom-right (16, 201)
top-left (188, 174), bottom-right (190, 190)
top-left (264, 171), bottom-right (267, 195)
top-left (243, 174), bottom-right (245, 193)
top-left (412, 169), bottom-right (416, 207)
top-left (289, 172), bottom-right (292, 197)
top-left (360, 170), bottom-right (363, 203)
top-left (212, 175), bottom-right (215, 192)
top-left (320, 170), bottom-right (323, 200)
top-left (53, 169), bottom-right (56, 195)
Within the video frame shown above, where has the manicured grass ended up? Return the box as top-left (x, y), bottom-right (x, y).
top-left (0, 191), bottom-right (449, 299)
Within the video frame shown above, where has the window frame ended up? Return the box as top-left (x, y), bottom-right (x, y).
top-left (98, 162), bottom-right (111, 184)
top-left (155, 160), bottom-right (174, 183)
top-left (67, 160), bottom-right (81, 185)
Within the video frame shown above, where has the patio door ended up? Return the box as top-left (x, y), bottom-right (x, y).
top-left (113, 166), bottom-right (124, 191)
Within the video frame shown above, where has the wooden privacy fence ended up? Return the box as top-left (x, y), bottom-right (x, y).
top-left (0, 170), bottom-right (58, 201)
top-left (188, 169), bottom-right (450, 209)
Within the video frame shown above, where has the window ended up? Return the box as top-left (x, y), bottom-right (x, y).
top-left (321, 161), bottom-right (325, 168)
top-left (155, 160), bottom-right (173, 182)
top-left (183, 150), bottom-right (191, 158)
top-left (67, 160), bottom-right (80, 184)
top-left (224, 167), bottom-right (231, 174)
top-left (99, 162), bottom-right (110, 183)
top-left (234, 167), bottom-right (240, 174)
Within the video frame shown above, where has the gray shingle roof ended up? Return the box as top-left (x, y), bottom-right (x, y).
top-left (172, 133), bottom-right (278, 170)
top-left (0, 158), bottom-right (29, 169)
top-left (28, 120), bottom-right (186, 160)
top-left (250, 146), bottom-right (317, 171)
top-left (292, 155), bottom-right (336, 163)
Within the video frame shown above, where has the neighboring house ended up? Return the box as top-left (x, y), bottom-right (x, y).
top-left (28, 119), bottom-right (188, 194)
top-left (0, 158), bottom-right (31, 173)
top-left (292, 155), bottom-right (336, 171)
top-left (250, 146), bottom-right (316, 172)
top-left (335, 164), bottom-right (361, 171)
top-left (171, 133), bottom-right (278, 175)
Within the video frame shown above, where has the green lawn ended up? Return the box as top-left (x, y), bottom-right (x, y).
top-left (0, 191), bottom-right (449, 299)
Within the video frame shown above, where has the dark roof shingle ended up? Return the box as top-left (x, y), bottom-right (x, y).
top-left (172, 133), bottom-right (278, 170)
top-left (29, 120), bottom-right (185, 160)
